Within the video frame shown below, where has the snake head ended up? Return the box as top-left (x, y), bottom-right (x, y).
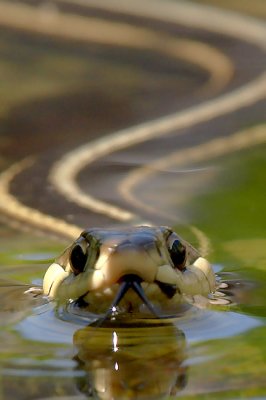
top-left (43, 226), bottom-right (216, 318)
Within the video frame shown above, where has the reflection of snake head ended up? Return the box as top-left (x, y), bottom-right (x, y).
top-left (73, 322), bottom-right (187, 400)
top-left (43, 226), bottom-right (216, 317)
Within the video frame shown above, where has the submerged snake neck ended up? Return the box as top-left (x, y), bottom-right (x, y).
top-left (43, 225), bottom-right (216, 318)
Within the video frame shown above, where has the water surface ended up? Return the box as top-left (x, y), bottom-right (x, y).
top-left (0, 145), bottom-right (265, 399)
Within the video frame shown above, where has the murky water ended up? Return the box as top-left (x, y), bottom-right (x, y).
top-left (0, 0), bottom-right (266, 399)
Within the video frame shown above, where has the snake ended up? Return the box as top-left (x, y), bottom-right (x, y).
top-left (43, 225), bottom-right (216, 320)
top-left (1, 0), bottom-right (264, 322)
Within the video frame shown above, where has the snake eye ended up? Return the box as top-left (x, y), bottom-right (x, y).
top-left (168, 238), bottom-right (187, 271)
top-left (70, 244), bottom-right (87, 275)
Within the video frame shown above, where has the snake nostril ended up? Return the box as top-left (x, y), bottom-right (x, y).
top-left (118, 274), bottom-right (143, 284)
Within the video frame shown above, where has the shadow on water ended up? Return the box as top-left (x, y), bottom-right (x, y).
top-left (73, 322), bottom-right (187, 399)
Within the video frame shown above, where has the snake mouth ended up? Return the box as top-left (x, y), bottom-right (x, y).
top-left (101, 274), bottom-right (161, 321)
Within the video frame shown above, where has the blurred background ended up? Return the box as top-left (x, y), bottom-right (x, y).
top-left (0, 1), bottom-right (265, 399)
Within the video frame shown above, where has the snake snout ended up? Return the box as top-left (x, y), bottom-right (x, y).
top-left (100, 247), bottom-right (158, 286)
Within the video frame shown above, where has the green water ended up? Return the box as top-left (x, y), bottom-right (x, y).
top-left (180, 143), bottom-right (266, 399)
top-left (0, 144), bottom-right (265, 399)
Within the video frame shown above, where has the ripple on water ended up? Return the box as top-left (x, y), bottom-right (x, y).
top-left (10, 303), bottom-right (262, 400)
top-left (1, 260), bottom-right (264, 400)
top-left (15, 300), bottom-right (261, 345)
